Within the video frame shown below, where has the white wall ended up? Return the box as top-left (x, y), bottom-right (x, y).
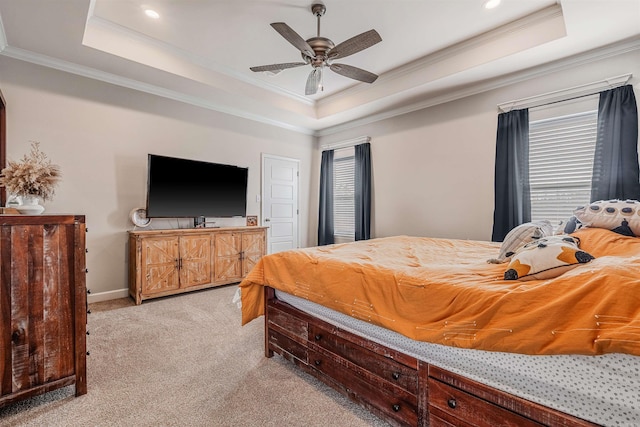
top-left (0, 57), bottom-right (314, 301)
top-left (316, 48), bottom-right (640, 242)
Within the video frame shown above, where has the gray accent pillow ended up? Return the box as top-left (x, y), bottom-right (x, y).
top-left (487, 220), bottom-right (553, 264)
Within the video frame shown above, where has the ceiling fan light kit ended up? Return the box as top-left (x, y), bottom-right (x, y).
top-left (250, 2), bottom-right (382, 96)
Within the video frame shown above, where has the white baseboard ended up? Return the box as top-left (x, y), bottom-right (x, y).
top-left (88, 288), bottom-right (130, 304)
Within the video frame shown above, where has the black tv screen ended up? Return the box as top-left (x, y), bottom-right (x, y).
top-left (146, 154), bottom-right (248, 218)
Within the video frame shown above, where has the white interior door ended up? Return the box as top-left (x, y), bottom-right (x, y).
top-left (262, 154), bottom-right (299, 254)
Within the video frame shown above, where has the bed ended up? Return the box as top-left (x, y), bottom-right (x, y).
top-left (240, 227), bottom-right (640, 426)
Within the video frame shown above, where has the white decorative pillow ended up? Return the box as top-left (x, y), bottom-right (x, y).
top-left (573, 199), bottom-right (640, 237)
top-left (503, 235), bottom-right (595, 281)
top-left (488, 220), bottom-right (553, 264)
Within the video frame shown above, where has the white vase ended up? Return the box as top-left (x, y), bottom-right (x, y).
top-left (16, 195), bottom-right (45, 215)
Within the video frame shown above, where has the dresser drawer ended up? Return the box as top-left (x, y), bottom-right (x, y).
top-left (428, 377), bottom-right (542, 427)
top-left (309, 324), bottom-right (418, 394)
top-left (309, 348), bottom-right (418, 426)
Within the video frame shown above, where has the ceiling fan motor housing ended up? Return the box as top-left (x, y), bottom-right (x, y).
top-left (303, 37), bottom-right (335, 67)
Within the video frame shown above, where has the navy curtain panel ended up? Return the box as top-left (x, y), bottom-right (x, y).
top-left (355, 143), bottom-right (372, 241)
top-left (591, 85), bottom-right (640, 201)
top-left (318, 149), bottom-right (335, 245)
top-left (491, 108), bottom-right (531, 242)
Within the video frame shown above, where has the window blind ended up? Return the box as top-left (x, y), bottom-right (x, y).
top-left (333, 152), bottom-right (355, 241)
top-left (529, 110), bottom-right (598, 224)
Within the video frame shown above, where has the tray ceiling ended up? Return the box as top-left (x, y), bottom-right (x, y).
top-left (0, 0), bottom-right (639, 135)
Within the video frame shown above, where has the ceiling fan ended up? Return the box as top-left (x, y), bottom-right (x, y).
top-left (250, 3), bottom-right (382, 96)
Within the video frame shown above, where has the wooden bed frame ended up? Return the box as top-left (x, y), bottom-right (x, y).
top-left (264, 287), bottom-right (600, 427)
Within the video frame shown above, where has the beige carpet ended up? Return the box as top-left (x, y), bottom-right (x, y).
top-left (0, 285), bottom-right (389, 427)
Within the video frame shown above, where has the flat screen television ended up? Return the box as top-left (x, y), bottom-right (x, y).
top-left (146, 154), bottom-right (248, 218)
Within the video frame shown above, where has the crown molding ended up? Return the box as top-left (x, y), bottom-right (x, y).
top-left (0, 46), bottom-right (314, 135)
top-left (317, 4), bottom-right (564, 110)
top-left (3, 32), bottom-right (639, 139)
top-left (2, 2), bottom-right (639, 140)
top-left (315, 35), bottom-right (640, 137)
top-left (3, 33), bottom-right (636, 139)
top-left (85, 14), bottom-right (314, 107)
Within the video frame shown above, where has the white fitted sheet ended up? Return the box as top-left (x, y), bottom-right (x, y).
top-left (275, 290), bottom-right (640, 427)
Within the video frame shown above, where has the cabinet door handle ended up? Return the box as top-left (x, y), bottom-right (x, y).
top-left (391, 372), bottom-right (400, 380)
top-left (447, 398), bottom-right (457, 409)
top-left (314, 334), bottom-right (322, 341)
top-left (314, 359), bottom-right (322, 366)
top-left (392, 404), bottom-right (401, 412)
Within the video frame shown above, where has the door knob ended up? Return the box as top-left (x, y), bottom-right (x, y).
top-left (264, 218), bottom-right (271, 222)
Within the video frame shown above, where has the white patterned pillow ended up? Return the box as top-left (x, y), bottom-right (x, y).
top-left (488, 220), bottom-right (553, 264)
top-left (504, 235), bottom-right (595, 281)
top-left (573, 199), bottom-right (640, 237)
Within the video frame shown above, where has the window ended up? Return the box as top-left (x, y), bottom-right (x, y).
top-left (528, 97), bottom-right (598, 224)
top-left (318, 138), bottom-right (371, 246)
top-left (333, 147), bottom-right (355, 243)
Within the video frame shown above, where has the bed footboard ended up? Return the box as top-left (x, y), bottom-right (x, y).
top-left (263, 287), bottom-right (599, 427)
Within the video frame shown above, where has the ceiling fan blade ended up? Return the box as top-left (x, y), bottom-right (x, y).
top-left (305, 68), bottom-right (321, 95)
top-left (327, 29), bottom-right (381, 60)
top-left (250, 62), bottom-right (307, 73)
top-left (271, 22), bottom-right (315, 58)
top-left (329, 63), bottom-right (378, 83)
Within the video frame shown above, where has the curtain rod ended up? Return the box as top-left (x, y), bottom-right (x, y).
top-left (321, 136), bottom-right (370, 151)
top-left (498, 73), bottom-right (632, 113)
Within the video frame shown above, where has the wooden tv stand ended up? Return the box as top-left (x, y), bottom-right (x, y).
top-left (128, 226), bottom-right (267, 304)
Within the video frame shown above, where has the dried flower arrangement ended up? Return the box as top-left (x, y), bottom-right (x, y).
top-left (0, 142), bottom-right (61, 201)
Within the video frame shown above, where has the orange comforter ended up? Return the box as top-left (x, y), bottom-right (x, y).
top-left (240, 228), bottom-right (640, 356)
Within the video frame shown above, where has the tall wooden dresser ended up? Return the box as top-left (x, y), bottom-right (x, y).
top-left (0, 215), bottom-right (87, 407)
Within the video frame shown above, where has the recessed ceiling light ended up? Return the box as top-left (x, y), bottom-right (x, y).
top-left (144, 9), bottom-right (160, 19)
top-left (483, 0), bottom-right (501, 9)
